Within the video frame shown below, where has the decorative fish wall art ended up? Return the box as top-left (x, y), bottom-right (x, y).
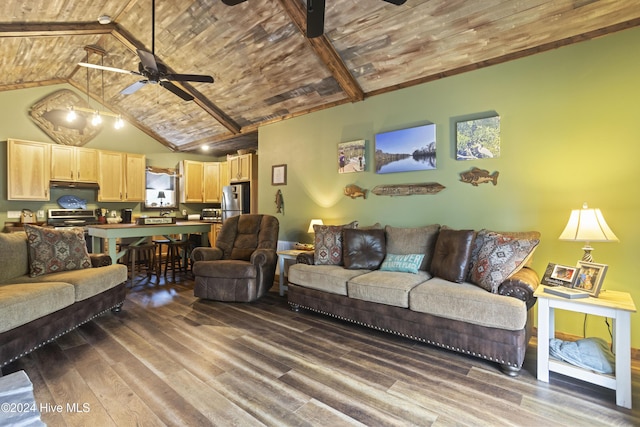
top-left (459, 167), bottom-right (499, 186)
top-left (275, 189), bottom-right (284, 214)
top-left (344, 184), bottom-right (368, 199)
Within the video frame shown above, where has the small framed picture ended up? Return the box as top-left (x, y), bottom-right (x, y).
top-left (541, 263), bottom-right (578, 287)
top-left (272, 164), bottom-right (287, 186)
top-left (574, 261), bottom-right (608, 297)
top-left (338, 140), bottom-right (366, 174)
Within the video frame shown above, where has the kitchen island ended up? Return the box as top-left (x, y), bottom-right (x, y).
top-left (87, 221), bottom-right (212, 264)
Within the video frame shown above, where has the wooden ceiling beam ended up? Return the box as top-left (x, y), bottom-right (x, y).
top-left (0, 22), bottom-right (115, 37)
top-left (277, 0), bottom-right (364, 103)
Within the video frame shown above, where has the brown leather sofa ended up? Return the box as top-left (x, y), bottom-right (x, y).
top-left (0, 231), bottom-right (128, 370)
top-left (191, 214), bottom-right (279, 302)
top-left (287, 224), bottom-right (540, 376)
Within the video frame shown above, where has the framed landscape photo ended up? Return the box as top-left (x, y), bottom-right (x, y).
top-left (541, 262), bottom-right (578, 287)
top-left (574, 261), bottom-right (608, 297)
top-left (374, 123), bottom-right (436, 173)
top-left (272, 164), bottom-right (287, 186)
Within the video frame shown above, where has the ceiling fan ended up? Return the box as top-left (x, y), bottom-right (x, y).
top-left (222, 0), bottom-right (407, 38)
top-left (78, 0), bottom-right (213, 101)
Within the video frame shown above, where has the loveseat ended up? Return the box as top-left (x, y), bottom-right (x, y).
top-left (0, 227), bottom-right (128, 369)
top-left (287, 223), bottom-right (540, 376)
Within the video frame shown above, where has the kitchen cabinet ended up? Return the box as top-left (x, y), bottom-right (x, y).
top-left (51, 145), bottom-right (98, 182)
top-left (228, 153), bottom-right (256, 182)
top-left (209, 222), bottom-right (222, 247)
top-left (219, 161), bottom-right (229, 189)
top-left (7, 139), bottom-right (50, 200)
top-left (97, 151), bottom-right (146, 202)
top-left (180, 160), bottom-right (222, 203)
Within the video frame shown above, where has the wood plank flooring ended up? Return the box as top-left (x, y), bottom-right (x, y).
top-left (3, 275), bottom-right (639, 426)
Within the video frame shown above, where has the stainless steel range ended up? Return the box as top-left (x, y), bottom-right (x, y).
top-left (47, 209), bottom-right (100, 228)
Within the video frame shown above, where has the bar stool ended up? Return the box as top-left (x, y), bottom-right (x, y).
top-left (152, 238), bottom-right (171, 281)
top-left (165, 239), bottom-right (190, 281)
top-left (127, 243), bottom-right (156, 285)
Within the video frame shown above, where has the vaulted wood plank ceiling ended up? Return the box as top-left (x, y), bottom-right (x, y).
top-left (1, 0), bottom-right (638, 156)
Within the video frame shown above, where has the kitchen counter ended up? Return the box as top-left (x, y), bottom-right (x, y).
top-left (87, 221), bottom-right (213, 264)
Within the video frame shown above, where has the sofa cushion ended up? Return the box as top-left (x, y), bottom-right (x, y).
top-left (348, 270), bottom-right (431, 308)
top-left (0, 232), bottom-right (29, 284)
top-left (379, 254), bottom-right (425, 274)
top-left (430, 228), bottom-right (475, 283)
top-left (0, 282), bottom-right (75, 333)
top-left (467, 230), bottom-right (540, 292)
top-left (314, 221), bottom-right (358, 265)
top-left (288, 263), bottom-right (368, 295)
top-left (384, 224), bottom-right (440, 271)
top-left (409, 277), bottom-right (528, 330)
top-left (24, 225), bottom-right (91, 277)
top-left (343, 229), bottom-right (386, 270)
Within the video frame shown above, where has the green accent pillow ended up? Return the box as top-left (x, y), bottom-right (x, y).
top-left (379, 253), bottom-right (425, 274)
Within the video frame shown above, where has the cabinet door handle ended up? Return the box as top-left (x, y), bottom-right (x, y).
top-left (70, 171), bottom-right (74, 179)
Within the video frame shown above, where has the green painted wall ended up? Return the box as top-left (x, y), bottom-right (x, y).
top-left (258, 27), bottom-right (640, 347)
top-left (0, 83), bottom-right (223, 222)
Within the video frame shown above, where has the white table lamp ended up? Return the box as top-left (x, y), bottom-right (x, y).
top-left (308, 218), bottom-right (324, 233)
top-left (558, 202), bottom-right (619, 262)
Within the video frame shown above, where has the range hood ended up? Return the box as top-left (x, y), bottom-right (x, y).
top-left (50, 180), bottom-right (100, 190)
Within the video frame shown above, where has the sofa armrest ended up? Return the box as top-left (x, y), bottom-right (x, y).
top-left (251, 249), bottom-right (277, 268)
top-left (90, 253), bottom-right (112, 267)
top-left (296, 251), bottom-right (315, 265)
top-left (497, 267), bottom-right (539, 310)
top-left (191, 247), bottom-right (223, 262)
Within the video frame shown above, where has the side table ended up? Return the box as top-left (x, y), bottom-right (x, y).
top-left (277, 249), bottom-right (309, 296)
top-left (535, 285), bottom-right (636, 408)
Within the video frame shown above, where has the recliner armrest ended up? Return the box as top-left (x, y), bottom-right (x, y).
top-left (90, 253), bottom-right (112, 267)
top-left (191, 247), bottom-right (223, 262)
top-left (497, 267), bottom-right (539, 310)
top-left (251, 249), bottom-right (277, 267)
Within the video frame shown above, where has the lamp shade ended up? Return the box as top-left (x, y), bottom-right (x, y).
top-left (559, 203), bottom-right (619, 242)
top-left (157, 191), bottom-right (166, 199)
top-left (308, 219), bottom-right (324, 233)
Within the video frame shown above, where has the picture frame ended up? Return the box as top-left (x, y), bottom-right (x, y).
top-left (574, 261), bottom-right (608, 297)
top-left (541, 262), bottom-right (578, 287)
top-left (374, 123), bottom-right (436, 173)
top-left (456, 115), bottom-right (500, 160)
top-left (272, 164), bottom-right (287, 186)
top-left (338, 140), bottom-right (366, 173)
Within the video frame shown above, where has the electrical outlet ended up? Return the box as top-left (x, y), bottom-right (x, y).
top-left (37, 210), bottom-right (45, 219)
top-left (7, 210), bottom-right (21, 218)
top-left (182, 209), bottom-right (187, 216)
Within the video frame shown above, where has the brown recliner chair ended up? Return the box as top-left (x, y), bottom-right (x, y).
top-left (191, 214), bottom-right (279, 302)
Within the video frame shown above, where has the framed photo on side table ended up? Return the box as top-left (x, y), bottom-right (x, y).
top-left (272, 164), bottom-right (287, 186)
top-left (541, 263), bottom-right (578, 287)
top-left (574, 261), bottom-right (608, 297)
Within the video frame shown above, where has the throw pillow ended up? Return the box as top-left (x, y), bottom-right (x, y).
top-left (314, 221), bottom-right (358, 265)
top-left (24, 224), bottom-right (92, 277)
top-left (343, 228), bottom-right (386, 270)
top-left (430, 228), bottom-right (475, 283)
top-left (467, 229), bottom-right (540, 293)
top-left (384, 224), bottom-right (440, 271)
top-left (380, 254), bottom-right (425, 274)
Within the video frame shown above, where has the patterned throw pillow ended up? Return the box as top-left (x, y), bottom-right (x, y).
top-left (24, 224), bottom-right (92, 277)
top-left (314, 221), bottom-right (358, 265)
top-left (380, 254), bottom-right (425, 274)
top-left (468, 229), bottom-right (540, 292)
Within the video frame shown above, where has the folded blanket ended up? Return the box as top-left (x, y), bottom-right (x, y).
top-left (549, 337), bottom-right (615, 374)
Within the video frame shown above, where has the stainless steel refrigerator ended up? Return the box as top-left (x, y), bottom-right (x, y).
top-left (221, 183), bottom-right (250, 221)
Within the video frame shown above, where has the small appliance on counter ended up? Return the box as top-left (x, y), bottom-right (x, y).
top-left (201, 208), bottom-right (222, 222)
top-left (121, 209), bottom-right (133, 224)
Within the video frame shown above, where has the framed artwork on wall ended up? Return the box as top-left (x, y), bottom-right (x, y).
top-left (374, 123), bottom-right (436, 174)
top-left (338, 140), bottom-right (366, 173)
top-left (456, 115), bottom-right (500, 160)
top-left (272, 164), bottom-right (287, 185)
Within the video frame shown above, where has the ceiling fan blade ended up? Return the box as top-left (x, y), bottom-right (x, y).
top-left (164, 73), bottom-right (214, 83)
top-left (160, 81), bottom-right (194, 101)
top-left (306, 0), bottom-right (326, 38)
top-left (221, 0), bottom-right (247, 4)
top-left (121, 80), bottom-right (148, 95)
top-left (383, 0), bottom-right (407, 4)
top-left (78, 62), bottom-right (140, 76)
top-left (137, 49), bottom-right (158, 73)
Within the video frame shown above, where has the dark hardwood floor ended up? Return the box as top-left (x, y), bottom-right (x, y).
top-left (3, 273), bottom-right (639, 426)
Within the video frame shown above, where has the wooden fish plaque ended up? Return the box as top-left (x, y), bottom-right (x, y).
top-left (371, 183), bottom-right (445, 197)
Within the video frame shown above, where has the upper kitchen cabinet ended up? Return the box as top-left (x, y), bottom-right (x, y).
top-left (228, 153), bottom-right (256, 183)
top-left (7, 138), bottom-right (50, 200)
top-left (97, 151), bottom-right (145, 202)
top-left (51, 145), bottom-right (98, 183)
top-left (179, 160), bottom-right (222, 203)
